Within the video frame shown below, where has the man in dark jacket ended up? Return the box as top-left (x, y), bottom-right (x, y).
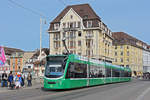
top-left (1, 71), bottom-right (7, 87)
top-left (8, 71), bottom-right (14, 88)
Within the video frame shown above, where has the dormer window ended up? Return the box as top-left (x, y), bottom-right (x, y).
top-left (63, 23), bottom-right (66, 28)
top-left (87, 21), bottom-right (92, 28)
top-left (83, 15), bottom-right (88, 19)
top-left (54, 23), bottom-right (59, 30)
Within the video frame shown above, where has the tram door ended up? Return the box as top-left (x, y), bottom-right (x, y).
top-left (87, 63), bottom-right (90, 86)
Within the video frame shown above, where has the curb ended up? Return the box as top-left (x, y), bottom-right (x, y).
top-left (0, 83), bottom-right (42, 93)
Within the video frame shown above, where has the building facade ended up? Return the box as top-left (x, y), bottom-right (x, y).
top-left (22, 51), bottom-right (35, 66)
top-left (142, 44), bottom-right (150, 73)
top-left (31, 48), bottom-right (49, 77)
top-left (0, 47), bottom-right (24, 74)
top-left (10, 52), bottom-right (24, 74)
top-left (112, 32), bottom-right (143, 76)
top-left (48, 4), bottom-right (114, 62)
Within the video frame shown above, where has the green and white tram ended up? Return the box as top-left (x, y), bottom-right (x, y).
top-left (44, 54), bottom-right (131, 89)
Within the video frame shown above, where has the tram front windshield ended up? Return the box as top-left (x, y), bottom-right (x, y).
top-left (45, 56), bottom-right (67, 78)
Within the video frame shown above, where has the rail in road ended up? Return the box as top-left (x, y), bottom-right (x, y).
top-left (0, 79), bottom-right (150, 100)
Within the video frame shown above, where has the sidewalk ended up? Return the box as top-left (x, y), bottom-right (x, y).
top-left (0, 78), bottom-right (43, 93)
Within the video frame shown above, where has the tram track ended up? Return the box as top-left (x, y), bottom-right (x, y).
top-left (23, 79), bottom-right (141, 100)
top-left (0, 79), bottom-right (145, 100)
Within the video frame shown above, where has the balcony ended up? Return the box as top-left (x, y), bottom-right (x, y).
top-left (85, 34), bottom-right (93, 39)
top-left (53, 38), bottom-right (60, 41)
top-left (63, 27), bottom-right (78, 31)
top-left (69, 36), bottom-right (76, 39)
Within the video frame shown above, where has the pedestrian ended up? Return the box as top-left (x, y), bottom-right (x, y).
top-left (27, 72), bottom-right (32, 87)
top-left (8, 71), bottom-right (14, 88)
top-left (21, 72), bottom-right (25, 87)
top-left (14, 72), bottom-right (22, 89)
top-left (1, 71), bottom-right (7, 87)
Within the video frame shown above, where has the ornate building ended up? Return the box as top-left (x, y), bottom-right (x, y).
top-left (48, 4), bottom-right (114, 62)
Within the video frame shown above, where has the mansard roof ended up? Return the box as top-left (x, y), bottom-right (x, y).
top-left (112, 32), bottom-right (144, 49)
top-left (51, 4), bottom-right (100, 23)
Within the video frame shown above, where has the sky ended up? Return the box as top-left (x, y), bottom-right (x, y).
top-left (0, 0), bottom-right (150, 51)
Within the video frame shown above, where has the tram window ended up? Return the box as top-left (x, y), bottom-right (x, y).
top-left (106, 68), bottom-right (111, 77)
top-left (66, 62), bottom-right (87, 78)
top-left (112, 69), bottom-right (116, 77)
top-left (90, 65), bottom-right (97, 78)
top-left (89, 65), bottom-right (104, 78)
top-left (124, 71), bottom-right (128, 77)
top-left (120, 70), bottom-right (124, 77)
top-left (112, 69), bottom-right (120, 77)
top-left (115, 71), bottom-right (120, 77)
top-left (98, 66), bottom-right (103, 78)
top-left (128, 72), bottom-right (131, 77)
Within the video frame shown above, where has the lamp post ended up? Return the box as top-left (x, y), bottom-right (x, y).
top-left (40, 16), bottom-right (42, 60)
top-left (39, 15), bottom-right (47, 77)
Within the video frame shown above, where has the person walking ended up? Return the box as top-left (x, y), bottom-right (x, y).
top-left (27, 72), bottom-right (32, 87)
top-left (14, 72), bottom-right (22, 89)
top-left (8, 71), bottom-right (14, 88)
top-left (1, 71), bottom-right (7, 87)
top-left (21, 72), bottom-right (25, 87)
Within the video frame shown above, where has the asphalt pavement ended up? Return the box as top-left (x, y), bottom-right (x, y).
top-left (0, 79), bottom-right (150, 100)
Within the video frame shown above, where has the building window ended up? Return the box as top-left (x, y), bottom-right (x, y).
top-left (69, 41), bottom-right (76, 48)
top-left (70, 41), bottom-right (73, 48)
top-left (83, 15), bottom-right (88, 19)
top-left (86, 30), bottom-right (93, 37)
top-left (120, 51), bottom-right (123, 56)
top-left (67, 22), bottom-right (70, 28)
top-left (127, 46), bottom-right (129, 49)
top-left (54, 42), bottom-right (60, 49)
top-left (127, 51), bottom-right (129, 56)
top-left (120, 58), bottom-right (123, 62)
top-left (70, 31), bottom-right (76, 38)
top-left (127, 58), bottom-right (129, 62)
top-left (115, 58), bottom-right (117, 62)
top-left (86, 40), bottom-right (91, 48)
top-left (78, 21), bottom-right (81, 28)
top-left (54, 33), bottom-right (60, 40)
top-left (86, 50), bottom-right (90, 56)
top-left (74, 22), bottom-right (76, 28)
top-left (87, 21), bottom-right (92, 28)
top-left (120, 45), bottom-right (123, 49)
top-left (115, 52), bottom-right (117, 56)
top-left (70, 22), bottom-right (73, 28)
top-left (78, 40), bottom-right (81, 46)
top-left (70, 15), bottom-right (73, 19)
top-left (54, 23), bottom-right (59, 30)
top-left (63, 23), bottom-right (66, 28)
top-left (63, 32), bottom-right (66, 38)
top-left (78, 31), bottom-right (82, 37)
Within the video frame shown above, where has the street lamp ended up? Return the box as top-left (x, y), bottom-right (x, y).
top-left (39, 15), bottom-right (47, 77)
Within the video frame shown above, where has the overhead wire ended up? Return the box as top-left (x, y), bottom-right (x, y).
top-left (58, 0), bottom-right (66, 6)
top-left (8, 0), bottom-right (49, 19)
